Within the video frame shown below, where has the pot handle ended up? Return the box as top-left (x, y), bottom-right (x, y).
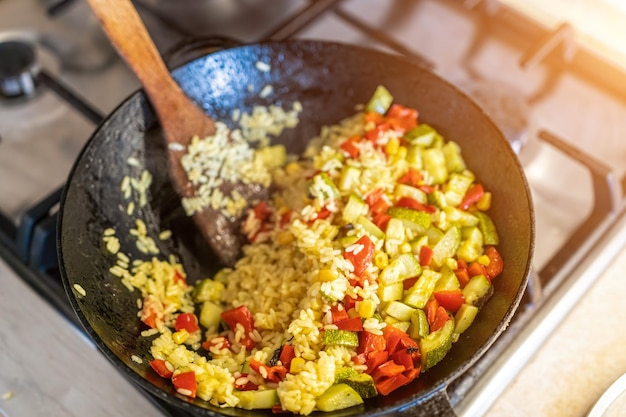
top-left (399, 388), bottom-right (457, 417)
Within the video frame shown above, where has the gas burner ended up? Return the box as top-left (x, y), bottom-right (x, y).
top-left (0, 31), bottom-right (63, 143)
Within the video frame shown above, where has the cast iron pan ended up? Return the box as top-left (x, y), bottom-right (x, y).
top-left (57, 40), bottom-right (534, 416)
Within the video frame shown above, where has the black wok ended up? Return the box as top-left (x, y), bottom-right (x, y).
top-left (57, 40), bottom-right (534, 417)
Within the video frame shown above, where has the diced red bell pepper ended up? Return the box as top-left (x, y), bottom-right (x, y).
top-left (468, 261), bottom-right (487, 278)
top-left (366, 350), bottom-right (390, 374)
top-left (434, 290), bottom-right (465, 312)
top-left (221, 305), bottom-right (256, 350)
top-left (398, 168), bottom-right (422, 188)
top-left (279, 344), bottom-right (296, 369)
top-left (396, 197), bottom-right (436, 213)
top-left (373, 213), bottom-right (391, 230)
top-left (175, 312), bottom-right (200, 333)
top-left (316, 207), bottom-right (332, 220)
top-left (382, 325), bottom-right (416, 355)
top-left (402, 366), bottom-right (421, 382)
top-left (430, 306), bottom-right (450, 333)
top-left (390, 349), bottom-right (415, 371)
top-left (343, 235), bottom-right (375, 277)
top-left (249, 359), bottom-right (288, 383)
top-left (375, 373), bottom-right (411, 396)
top-left (234, 373), bottom-right (259, 391)
top-left (371, 360), bottom-right (406, 383)
top-left (484, 246), bottom-right (504, 280)
top-left (386, 104), bottom-right (418, 133)
top-left (202, 337), bottom-right (230, 351)
top-left (357, 331), bottom-right (387, 356)
top-left (426, 298), bottom-right (439, 327)
top-left (419, 245), bottom-right (433, 267)
top-left (365, 122), bottom-right (391, 142)
top-left (340, 138), bottom-right (361, 159)
top-left (460, 183), bottom-right (485, 210)
top-left (173, 270), bottom-right (187, 286)
top-left (253, 200), bottom-right (272, 221)
top-left (364, 111), bottom-right (385, 125)
top-left (370, 196), bottom-right (390, 216)
top-left (330, 304), bottom-right (350, 324)
top-left (365, 188), bottom-right (385, 207)
top-left (335, 316), bottom-right (364, 332)
top-left (454, 266), bottom-right (471, 288)
top-left (149, 359), bottom-right (174, 379)
top-left (403, 276), bottom-right (419, 291)
top-left (172, 371), bottom-right (197, 398)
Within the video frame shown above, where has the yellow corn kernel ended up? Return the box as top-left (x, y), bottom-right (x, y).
top-left (400, 243), bottom-right (412, 254)
top-left (318, 269), bottom-right (338, 282)
top-left (478, 255), bottom-right (491, 266)
top-left (172, 329), bottom-right (189, 344)
top-left (386, 137), bottom-right (400, 155)
top-left (358, 299), bottom-right (376, 319)
top-left (290, 357), bottom-right (306, 373)
top-left (476, 192), bottom-right (492, 211)
top-left (285, 162), bottom-right (302, 176)
top-left (276, 230), bottom-right (294, 246)
top-left (374, 251), bottom-right (389, 269)
top-left (347, 308), bottom-right (360, 318)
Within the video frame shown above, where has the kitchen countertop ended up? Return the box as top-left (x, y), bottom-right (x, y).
top-left (1, 238), bottom-right (626, 417)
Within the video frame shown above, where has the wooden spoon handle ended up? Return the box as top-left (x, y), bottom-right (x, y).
top-left (85, 0), bottom-right (215, 144)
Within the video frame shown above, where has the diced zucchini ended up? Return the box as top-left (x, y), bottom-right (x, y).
top-left (343, 193), bottom-right (368, 224)
top-left (355, 215), bottom-right (385, 241)
top-left (442, 141), bottom-right (466, 173)
top-left (456, 226), bottom-right (483, 263)
top-left (475, 211), bottom-right (499, 245)
top-left (454, 303), bottom-right (479, 335)
top-left (385, 218), bottom-right (405, 242)
top-left (462, 274), bottom-right (492, 306)
top-left (235, 389), bottom-right (278, 410)
top-left (199, 301), bottom-right (223, 330)
top-left (443, 173), bottom-right (474, 207)
top-left (433, 265), bottom-right (461, 292)
top-left (420, 318), bottom-right (455, 370)
top-left (322, 329), bottom-right (359, 347)
top-left (428, 190), bottom-right (447, 210)
top-left (316, 383), bottom-right (364, 412)
top-left (335, 367), bottom-right (359, 383)
top-left (409, 235), bottom-right (429, 256)
top-left (405, 145), bottom-right (423, 169)
top-left (339, 235), bottom-right (359, 248)
top-left (378, 282), bottom-right (404, 302)
top-left (366, 85), bottom-right (393, 114)
top-left (339, 166), bottom-right (361, 192)
top-left (422, 148), bottom-right (448, 184)
top-left (404, 124), bottom-right (437, 147)
top-left (379, 253), bottom-right (421, 285)
top-left (431, 226), bottom-right (461, 267)
top-left (255, 145), bottom-right (287, 170)
top-left (384, 300), bottom-right (416, 322)
top-left (308, 172), bottom-right (339, 201)
top-left (193, 278), bottom-right (225, 303)
top-left (404, 269), bottom-right (441, 309)
top-left (388, 320), bottom-right (411, 333)
top-left (395, 183), bottom-right (427, 204)
top-left (444, 206), bottom-right (479, 227)
top-left (339, 373), bottom-right (378, 399)
top-left (387, 206), bottom-right (432, 232)
top-left (409, 309), bottom-right (429, 340)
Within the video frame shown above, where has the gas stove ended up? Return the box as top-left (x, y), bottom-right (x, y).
top-left (1, 1), bottom-right (626, 416)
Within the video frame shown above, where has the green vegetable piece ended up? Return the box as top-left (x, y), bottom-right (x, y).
top-left (422, 148), bottom-right (448, 184)
top-left (339, 373), bottom-right (378, 399)
top-left (444, 206), bottom-right (479, 227)
top-left (433, 265), bottom-right (461, 292)
top-left (475, 211), bottom-right (499, 245)
top-left (462, 274), bottom-right (492, 306)
top-left (234, 389), bottom-right (278, 410)
top-left (316, 383), bottom-right (364, 412)
top-left (339, 165), bottom-right (361, 192)
top-left (406, 145), bottom-right (423, 169)
top-left (387, 206), bottom-right (432, 232)
top-left (442, 141), bottom-right (466, 173)
top-left (308, 172), bottom-right (340, 201)
top-left (443, 173), bottom-right (474, 207)
top-left (454, 303), bottom-right (479, 335)
top-left (428, 190), bottom-right (447, 210)
top-left (404, 123), bottom-right (437, 146)
top-left (334, 367), bottom-right (359, 383)
top-left (355, 215), bottom-right (385, 241)
top-left (322, 329), bottom-right (359, 347)
top-left (385, 218), bottom-right (405, 242)
top-left (404, 269), bottom-right (441, 309)
top-left (384, 300), bottom-right (416, 322)
top-left (193, 278), bottom-right (225, 303)
top-left (366, 85), bottom-right (393, 114)
top-left (456, 226), bottom-right (483, 263)
top-left (378, 282), bottom-right (404, 302)
top-left (409, 309), bottom-right (429, 340)
top-left (255, 145), bottom-right (287, 170)
top-left (343, 193), bottom-right (368, 224)
top-left (379, 253), bottom-right (421, 285)
top-left (199, 301), bottom-right (224, 330)
top-left (420, 318), bottom-right (455, 370)
top-left (431, 226), bottom-right (461, 268)
top-left (388, 320), bottom-right (411, 333)
top-left (395, 183), bottom-right (428, 204)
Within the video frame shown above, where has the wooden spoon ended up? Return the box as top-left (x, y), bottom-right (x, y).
top-left (86, 0), bottom-right (265, 266)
